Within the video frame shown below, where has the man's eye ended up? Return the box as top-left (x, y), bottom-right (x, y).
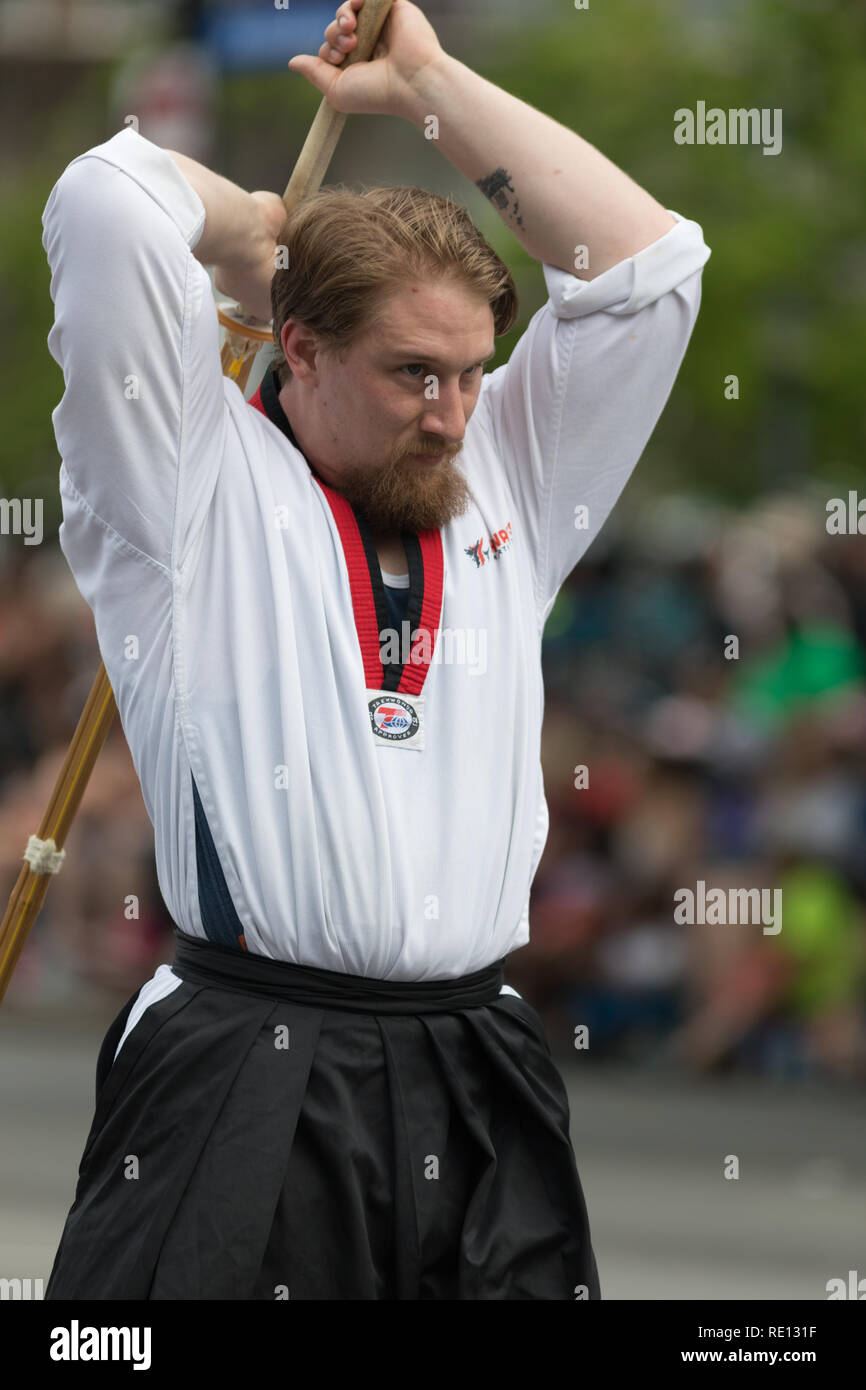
top-left (400, 363), bottom-right (481, 379)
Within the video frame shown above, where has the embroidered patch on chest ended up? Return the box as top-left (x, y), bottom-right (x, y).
top-left (464, 522), bottom-right (513, 568)
top-left (367, 691), bottom-right (424, 749)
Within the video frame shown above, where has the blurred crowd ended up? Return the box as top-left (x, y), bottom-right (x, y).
top-left (2, 487), bottom-right (865, 1084)
top-left (0, 542), bottom-right (176, 1005)
top-left (511, 490), bottom-right (866, 1082)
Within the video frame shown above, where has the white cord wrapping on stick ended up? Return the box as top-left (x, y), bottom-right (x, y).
top-left (23, 835), bottom-right (66, 875)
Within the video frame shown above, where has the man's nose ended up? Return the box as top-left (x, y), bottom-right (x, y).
top-left (418, 381), bottom-right (468, 444)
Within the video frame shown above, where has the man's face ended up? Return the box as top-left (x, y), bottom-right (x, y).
top-left (279, 276), bottom-right (496, 535)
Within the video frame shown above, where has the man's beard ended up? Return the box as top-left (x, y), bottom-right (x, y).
top-left (330, 438), bottom-right (472, 535)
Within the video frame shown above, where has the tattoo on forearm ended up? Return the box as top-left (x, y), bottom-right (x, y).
top-left (475, 167), bottom-right (524, 229)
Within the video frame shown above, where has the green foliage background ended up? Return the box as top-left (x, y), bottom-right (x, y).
top-left (2, 0), bottom-right (863, 539)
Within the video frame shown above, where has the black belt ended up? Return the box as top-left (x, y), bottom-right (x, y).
top-left (172, 929), bottom-right (506, 1015)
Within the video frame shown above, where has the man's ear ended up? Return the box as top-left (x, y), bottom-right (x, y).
top-left (280, 319), bottom-right (321, 386)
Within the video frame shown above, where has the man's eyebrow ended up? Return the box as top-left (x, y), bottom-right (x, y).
top-left (385, 348), bottom-right (497, 364)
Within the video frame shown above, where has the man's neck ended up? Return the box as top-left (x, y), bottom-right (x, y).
top-left (372, 533), bottom-right (407, 574)
top-left (276, 377), bottom-right (315, 469)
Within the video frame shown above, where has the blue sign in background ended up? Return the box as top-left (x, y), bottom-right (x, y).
top-left (199, 2), bottom-right (341, 72)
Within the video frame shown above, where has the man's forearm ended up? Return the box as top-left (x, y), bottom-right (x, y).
top-left (403, 54), bottom-right (676, 279)
top-left (165, 150), bottom-right (266, 270)
top-left (164, 150), bottom-right (286, 321)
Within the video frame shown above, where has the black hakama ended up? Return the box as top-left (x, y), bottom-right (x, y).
top-left (45, 931), bottom-right (601, 1300)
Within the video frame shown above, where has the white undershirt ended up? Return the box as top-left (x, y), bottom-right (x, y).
top-left (381, 569), bottom-right (409, 587)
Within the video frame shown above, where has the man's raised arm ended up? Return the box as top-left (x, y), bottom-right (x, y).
top-left (42, 130), bottom-right (287, 583)
top-left (395, 51), bottom-right (676, 277)
top-left (288, 0), bottom-right (675, 276)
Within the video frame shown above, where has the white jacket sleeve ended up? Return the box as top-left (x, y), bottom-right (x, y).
top-left (476, 210), bottom-right (711, 628)
top-left (42, 126), bottom-right (225, 575)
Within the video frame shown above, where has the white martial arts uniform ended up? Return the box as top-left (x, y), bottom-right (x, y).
top-left (41, 130), bottom-right (710, 1056)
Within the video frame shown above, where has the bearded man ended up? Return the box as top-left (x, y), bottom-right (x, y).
top-left (42, 0), bottom-right (710, 1299)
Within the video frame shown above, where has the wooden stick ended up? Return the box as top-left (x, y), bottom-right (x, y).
top-left (0, 667), bottom-right (115, 999)
top-left (0, 0), bottom-right (394, 1005)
